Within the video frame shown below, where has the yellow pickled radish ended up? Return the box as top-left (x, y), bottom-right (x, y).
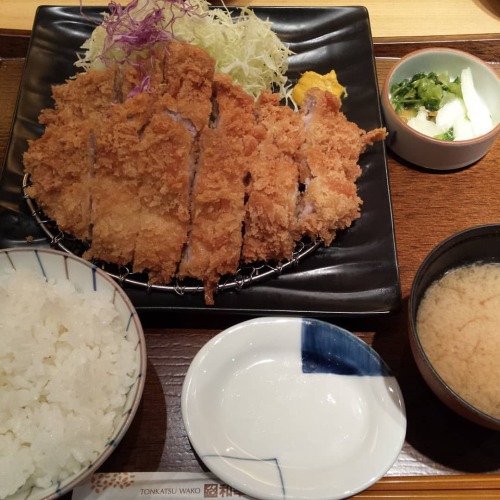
top-left (291, 70), bottom-right (347, 106)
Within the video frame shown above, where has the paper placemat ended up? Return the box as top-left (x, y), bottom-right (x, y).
top-left (72, 472), bottom-right (255, 499)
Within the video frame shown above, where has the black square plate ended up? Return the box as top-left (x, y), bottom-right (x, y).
top-left (0, 6), bottom-right (401, 320)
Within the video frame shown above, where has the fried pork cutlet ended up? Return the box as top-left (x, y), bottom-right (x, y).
top-left (23, 121), bottom-right (95, 242)
top-left (119, 41), bottom-right (215, 131)
top-left (39, 66), bottom-right (119, 126)
top-left (295, 88), bottom-right (387, 245)
top-left (127, 43), bottom-right (215, 282)
top-left (23, 67), bottom-right (119, 242)
top-left (242, 91), bottom-right (304, 263)
top-left (178, 73), bottom-right (264, 303)
top-left (162, 41), bottom-right (215, 132)
top-left (133, 94), bottom-right (199, 283)
top-left (85, 92), bottom-right (154, 268)
top-left (24, 40), bottom-right (388, 305)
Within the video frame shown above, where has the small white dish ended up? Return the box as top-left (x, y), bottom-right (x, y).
top-left (181, 317), bottom-right (406, 500)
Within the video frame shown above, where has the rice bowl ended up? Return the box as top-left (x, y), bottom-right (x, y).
top-left (0, 248), bottom-right (146, 500)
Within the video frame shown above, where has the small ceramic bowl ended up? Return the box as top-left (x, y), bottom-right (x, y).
top-left (381, 48), bottom-right (500, 170)
top-left (409, 224), bottom-right (500, 430)
top-left (0, 248), bottom-right (147, 500)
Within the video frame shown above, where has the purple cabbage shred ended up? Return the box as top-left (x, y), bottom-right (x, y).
top-left (82, 0), bottom-right (203, 95)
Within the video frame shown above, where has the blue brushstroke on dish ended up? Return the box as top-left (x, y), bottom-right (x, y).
top-left (126, 313), bottom-right (134, 332)
top-left (202, 455), bottom-right (286, 498)
top-left (301, 319), bottom-right (391, 376)
top-left (92, 267), bottom-right (97, 291)
top-left (34, 249), bottom-right (47, 280)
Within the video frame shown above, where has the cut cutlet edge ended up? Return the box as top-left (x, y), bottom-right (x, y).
top-left (85, 92), bottom-right (154, 268)
top-left (132, 96), bottom-right (203, 283)
top-left (23, 120), bottom-right (95, 242)
top-left (177, 73), bottom-right (262, 304)
top-left (295, 88), bottom-right (385, 246)
top-left (295, 172), bottom-right (361, 245)
top-left (132, 42), bottom-right (215, 283)
top-left (242, 91), bottom-right (303, 263)
top-left (118, 41), bottom-right (215, 131)
top-left (162, 41), bottom-right (215, 132)
top-left (24, 67), bottom-right (119, 242)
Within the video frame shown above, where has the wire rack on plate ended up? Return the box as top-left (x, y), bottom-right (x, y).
top-left (22, 173), bottom-right (322, 296)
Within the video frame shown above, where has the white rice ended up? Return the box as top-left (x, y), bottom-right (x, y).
top-left (0, 268), bottom-right (138, 499)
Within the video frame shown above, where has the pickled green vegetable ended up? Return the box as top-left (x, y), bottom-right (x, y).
top-left (390, 71), bottom-right (462, 115)
top-left (433, 129), bottom-right (455, 141)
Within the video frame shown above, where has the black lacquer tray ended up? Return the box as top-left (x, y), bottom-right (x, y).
top-left (0, 5), bottom-right (401, 319)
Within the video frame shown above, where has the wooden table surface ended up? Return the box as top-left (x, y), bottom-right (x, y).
top-left (1, 3), bottom-right (500, 498)
top-left (1, 0), bottom-right (499, 38)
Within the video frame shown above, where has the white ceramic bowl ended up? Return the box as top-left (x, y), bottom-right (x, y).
top-left (0, 247), bottom-right (146, 500)
top-left (381, 48), bottom-right (500, 170)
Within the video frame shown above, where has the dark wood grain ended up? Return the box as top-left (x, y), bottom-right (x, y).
top-left (0, 30), bottom-right (30, 58)
top-left (1, 32), bottom-right (500, 496)
top-left (0, 59), bottom-right (23, 164)
top-left (373, 34), bottom-right (500, 62)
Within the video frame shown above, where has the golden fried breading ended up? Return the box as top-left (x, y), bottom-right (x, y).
top-left (162, 42), bottom-right (215, 132)
top-left (85, 92), bottom-right (153, 267)
top-left (296, 88), bottom-right (386, 245)
top-left (242, 91), bottom-right (303, 263)
top-left (119, 42), bottom-right (215, 132)
top-left (133, 95), bottom-right (197, 283)
top-left (178, 73), bottom-right (263, 303)
top-left (40, 67), bottom-right (119, 126)
top-left (24, 120), bottom-right (95, 242)
top-left (24, 68), bottom-right (121, 242)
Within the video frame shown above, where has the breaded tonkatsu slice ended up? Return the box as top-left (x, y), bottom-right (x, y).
top-left (295, 88), bottom-right (386, 245)
top-left (113, 42), bottom-right (216, 280)
top-left (162, 41), bottom-right (215, 132)
top-left (242, 91), bottom-right (304, 263)
top-left (129, 43), bottom-right (216, 282)
top-left (178, 73), bottom-right (264, 303)
top-left (86, 92), bottom-right (154, 267)
top-left (23, 120), bottom-right (95, 242)
top-left (23, 68), bottom-right (119, 242)
top-left (119, 41), bottom-right (215, 132)
top-left (39, 66), bottom-right (119, 126)
top-left (133, 94), bottom-right (202, 283)
top-left (300, 88), bottom-right (386, 182)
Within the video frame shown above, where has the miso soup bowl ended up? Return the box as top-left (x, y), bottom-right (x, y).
top-left (381, 48), bottom-right (500, 171)
top-left (409, 224), bottom-right (500, 430)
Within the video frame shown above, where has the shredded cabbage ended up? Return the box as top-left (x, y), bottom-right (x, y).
top-left (76, 0), bottom-right (292, 99)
